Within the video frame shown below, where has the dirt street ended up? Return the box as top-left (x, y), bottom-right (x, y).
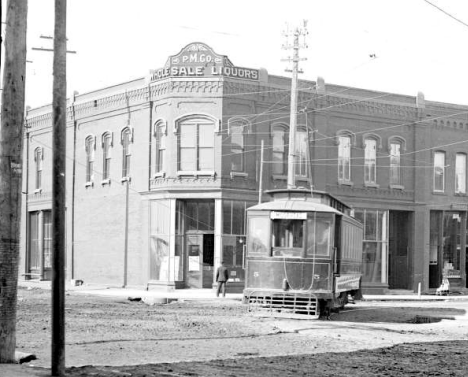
top-left (12, 287), bottom-right (468, 376)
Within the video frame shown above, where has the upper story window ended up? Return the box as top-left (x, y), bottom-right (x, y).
top-left (34, 147), bottom-right (43, 190)
top-left (229, 119), bottom-right (249, 173)
top-left (102, 132), bottom-right (113, 181)
top-left (364, 138), bottom-right (377, 185)
top-left (154, 120), bottom-right (166, 175)
top-left (455, 153), bottom-right (467, 194)
top-left (121, 128), bottom-right (132, 179)
top-left (433, 151), bottom-right (445, 192)
top-left (272, 124), bottom-right (288, 175)
top-left (85, 136), bottom-right (95, 183)
top-left (177, 116), bottom-right (215, 172)
top-left (295, 128), bottom-right (308, 177)
top-left (389, 142), bottom-right (401, 186)
top-left (338, 135), bottom-right (351, 182)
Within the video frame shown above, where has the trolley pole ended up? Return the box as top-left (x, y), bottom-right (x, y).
top-left (282, 22), bottom-right (308, 189)
top-left (51, 0), bottom-right (67, 375)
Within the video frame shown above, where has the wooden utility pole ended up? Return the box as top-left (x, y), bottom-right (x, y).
top-left (282, 22), bottom-right (307, 189)
top-left (51, 0), bottom-right (67, 375)
top-left (0, 0), bottom-right (28, 364)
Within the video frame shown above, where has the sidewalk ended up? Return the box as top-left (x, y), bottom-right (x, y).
top-left (18, 279), bottom-right (468, 302)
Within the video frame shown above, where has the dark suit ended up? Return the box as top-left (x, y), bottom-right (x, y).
top-left (216, 265), bottom-right (229, 297)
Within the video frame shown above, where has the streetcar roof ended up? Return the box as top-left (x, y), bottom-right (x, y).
top-left (247, 199), bottom-right (342, 214)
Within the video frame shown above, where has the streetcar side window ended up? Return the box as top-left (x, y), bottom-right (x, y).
top-left (272, 219), bottom-right (304, 257)
top-left (306, 213), bottom-right (334, 257)
top-left (247, 215), bottom-right (271, 256)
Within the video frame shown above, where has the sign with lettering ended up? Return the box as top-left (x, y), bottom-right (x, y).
top-left (270, 211), bottom-right (308, 220)
top-left (149, 42), bottom-right (259, 82)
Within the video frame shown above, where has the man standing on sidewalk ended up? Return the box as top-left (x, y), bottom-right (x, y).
top-left (216, 261), bottom-right (229, 297)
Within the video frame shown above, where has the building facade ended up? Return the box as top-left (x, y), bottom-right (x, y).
top-left (20, 42), bottom-right (468, 294)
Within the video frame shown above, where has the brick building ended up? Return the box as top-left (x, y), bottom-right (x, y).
top-left (20, 42), bottom-right (468, 294)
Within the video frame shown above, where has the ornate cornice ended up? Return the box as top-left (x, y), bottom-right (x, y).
top-left (326, 183), bottom-right (414, 201)
top-left (322, 95), bottom-right (418, 119)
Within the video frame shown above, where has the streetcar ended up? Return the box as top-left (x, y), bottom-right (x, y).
top-left (243, 188), bottom-right (364, 319)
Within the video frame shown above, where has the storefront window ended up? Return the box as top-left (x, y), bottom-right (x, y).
top-left (354, 209), bottom-right (388, 284)
top-left (222, 200), bottom-right (255, 283)
top-left (442, 213), bottom-right (461, 271)
top-left (149, 200), bottom-right (171, 281)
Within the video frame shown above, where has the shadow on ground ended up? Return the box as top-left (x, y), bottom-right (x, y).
top-left (24, 340), bottom-right (468, 377)
top-left (330, 304), bottom-right (466, 324)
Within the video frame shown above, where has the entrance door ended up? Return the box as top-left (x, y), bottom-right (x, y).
top-left (388, 211), bottom-right (410, 289)
top-left (186, 234), bottom-right (214, 288)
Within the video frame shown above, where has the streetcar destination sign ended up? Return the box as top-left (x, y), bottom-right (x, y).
top-left (270, 211), bottom-right (308, 220)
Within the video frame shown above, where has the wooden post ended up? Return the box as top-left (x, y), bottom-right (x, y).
top-left (258, 140), bottom-right (264, 204)
top-left (51, 0), bottom-right (67, 375)
top-left (0, 0), bottom-right (28, 364)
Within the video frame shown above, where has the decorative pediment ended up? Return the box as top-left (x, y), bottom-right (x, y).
top-left (165, 42), bottom-right (233, 68)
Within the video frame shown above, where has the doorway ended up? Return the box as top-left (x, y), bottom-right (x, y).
top-left (388, 211), bottom-right (411, 289)
top-left (186, 233), bottom-right (214, 288)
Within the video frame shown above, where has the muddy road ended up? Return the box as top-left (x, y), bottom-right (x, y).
top-left (13, 287), bottom-right (468, 376)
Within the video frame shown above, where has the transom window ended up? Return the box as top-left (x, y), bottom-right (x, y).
top-left (433, 151), bottom-right (445, 192)
top-left (178, 118), bottom-right (214, 172)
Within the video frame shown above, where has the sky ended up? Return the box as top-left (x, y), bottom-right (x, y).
top-left (3, 0), bottom-right (468, 108)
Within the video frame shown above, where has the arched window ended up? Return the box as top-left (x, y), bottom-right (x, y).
top-left (364, 138), bottom-right (377, 184)
top-left (338, 135), bottom-right (351, 182)
top-left (121, 128), bottom-right (132, 178)
top-left (295, 127), bottom-right (308, 177)
top-left (85, 136), bottom-right (95, 183)
top-left (177, 116), bottom-right (215, 172)
top-left (433, 151), bottom-right (445, 192)
top-left (389, 141), bottom-right (401, 186)
top-left (455, 153), bottom-right (466, 194)
top-left (102, 132), bottom-right (113, 181)
top-left (229, 118), bottom-right (249, 173)
top-left (34, 147), bottom-right (43, 190)
top-left (272, 124), bottom-right (288, 175)
top-left (154, 120), bottom-right (167, 175)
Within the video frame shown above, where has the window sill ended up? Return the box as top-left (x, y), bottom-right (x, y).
top-left (230, 172), bottom-right (248, 179)
top-left (454, 192), bottom-right (467, 196)
top-left (153, 172), bottom-right (166, 179)
top-left (85, 181), bottom-right (94, 188)
top-left (432, 191), bottom-right (446, 196)
top-left (101, 179), bottom-right (111, 186)
top-left (34, 188), bottom-right (42, 194)
top-left (338, 180), bottom-right (353, 187)
top-left (390, 184), bottom-right (404, 190)
top-left (177, 171), bottom-right (216, 178)
top-left (121, 177), bottom-right (131, 183)
top-left (364, 183), bottom-right (380, 189)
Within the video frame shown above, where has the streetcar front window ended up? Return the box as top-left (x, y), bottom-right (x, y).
top-left (272, 219), bottom-right (304, 257)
